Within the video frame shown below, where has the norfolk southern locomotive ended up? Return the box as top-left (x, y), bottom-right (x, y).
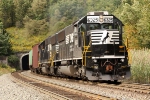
top-left (29, 11), bottom-right (131, 81)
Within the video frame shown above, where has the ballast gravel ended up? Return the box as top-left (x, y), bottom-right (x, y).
top-left (22, 71), bottom-right (150, 100)
top-left (1, 71), bottom-right (150, 100)
top-left (0, 73), bottom-right (55, 100)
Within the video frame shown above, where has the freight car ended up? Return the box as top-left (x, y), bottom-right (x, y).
top-left (29, 11), bottom-right (131, 81)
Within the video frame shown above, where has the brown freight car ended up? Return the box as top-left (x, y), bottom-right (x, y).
top-left (32, 44), bottom-right (39, 69)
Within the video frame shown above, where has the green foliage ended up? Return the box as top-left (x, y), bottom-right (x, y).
top-left (0, 0), bottom-right (15, 28)
top-left (136, 0), bottom-right (150, 48)
top-left (24, 17), bottom-right (49, 35)
top-left (22, 0), bottom-right (50, 35)
top-left (0, 21), bottom-right (13, 56)
top-left (27, 0), bottom-right (48, 20)
top-left (0, 0), bottom-right (149, 50)
top-left (48, 0), bottom-right (86, 34)
top-left (86, 0), bottom-right (121, 14)
top-left (114, 0), bottom-right (150, 49)
top-left (8, 55), bottom-right (19, 67)
top-left (0, 63), bottom-right (8, 68)
top-left (0, 64), bottom-right (16, 75)
top-left (7, 27), bottom-right (47, 52)
top-left (49, 0), bottom-right (59, 5)
top-left (14, 0), bottom-right (32, 28)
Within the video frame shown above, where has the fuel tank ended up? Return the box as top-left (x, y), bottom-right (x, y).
top-left (58, 65), bottom-right (78, 77)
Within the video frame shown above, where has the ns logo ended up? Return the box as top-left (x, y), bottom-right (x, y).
top-left (66, 33), bottom-right (74, 44)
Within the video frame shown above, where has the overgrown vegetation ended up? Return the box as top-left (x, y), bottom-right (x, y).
top-left (6, 27), bottom-right (47, 52)
top-left (8, 55), bottom-right (19, 68)
top-left (129, 49), bottom-right (150, 84)
top-left (0, 21), bottom-right (12, 55)
top-left (0, 64), bottom-right (16, 76)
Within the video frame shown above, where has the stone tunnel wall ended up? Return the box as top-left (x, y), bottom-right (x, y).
top-left (15, 52), bottom-right (29, 70)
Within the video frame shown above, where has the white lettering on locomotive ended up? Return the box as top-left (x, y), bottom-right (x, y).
top-left (66, 33), bottom-right (74, 44)
top-left (70, 33), bottom-right (74, 43)
top-left (66, 35), bottom-right (69, 44)
top-left (87, 16), bottom-right (99, 23)
top-left (48, 44), bottom-right (52, 51)
top-left (55, 45), bottom-right (59, 53)
top-left (87, 16), bottom-right (113, 23)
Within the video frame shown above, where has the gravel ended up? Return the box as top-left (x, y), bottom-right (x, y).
top-left (0, 73), bottom-right (55, 100)
top-left (1, 71), bottom-right (150, 100)
top-left (22, 71), bottom-right (150, 100)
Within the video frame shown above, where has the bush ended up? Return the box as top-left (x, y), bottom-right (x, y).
top-left (24, 17), bottom-right (49, 35)
top-left (8, 55), bottom-right (19, 68)
top-left (0, 63), bottom-right (8, 68)
top-left (0, 65), bottom-right (16, 76)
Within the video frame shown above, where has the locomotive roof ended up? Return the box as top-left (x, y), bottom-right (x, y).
top-left (74, 14), bottom-right (124, 26)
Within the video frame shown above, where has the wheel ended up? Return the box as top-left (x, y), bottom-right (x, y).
top-left (82, 76), bottom-right (88, 81)
top-left (114, 80), bottom-right (118, 83)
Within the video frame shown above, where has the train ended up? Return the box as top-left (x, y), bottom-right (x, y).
top-left (29, 11), bottom-right (131, 81)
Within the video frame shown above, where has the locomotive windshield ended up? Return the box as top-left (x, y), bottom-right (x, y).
top-left (88, 23), bottom-right (119, 31)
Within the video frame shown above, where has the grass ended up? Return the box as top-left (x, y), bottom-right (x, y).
top-left (129, 49), bottom-right (150, 84)
top-left (0, 64), bottom-right (16, 76)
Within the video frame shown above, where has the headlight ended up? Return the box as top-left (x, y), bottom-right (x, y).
top-left (94, 65), bottom-right (98, 69)
top-left (120, 58), bottom-right (124, 62)
top-left (93, 59), bottom-right (97, 63)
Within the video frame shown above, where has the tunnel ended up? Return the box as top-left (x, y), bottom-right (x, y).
top-left (21, 54), bottom-right (29, 70)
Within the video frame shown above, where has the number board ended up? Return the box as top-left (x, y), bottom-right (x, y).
top-left (87, 16), bottom-right (113, 23)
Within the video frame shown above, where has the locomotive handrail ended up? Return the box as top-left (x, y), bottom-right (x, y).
top-left (49, 51), bottom-right (56, 67)
top-left (81, 31), bottom-right (85, 66)
top-left (81, 32), bottom-right (92, 66)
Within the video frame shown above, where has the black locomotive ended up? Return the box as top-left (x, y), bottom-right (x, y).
top-left (29, 11), bottom-right (131, 81)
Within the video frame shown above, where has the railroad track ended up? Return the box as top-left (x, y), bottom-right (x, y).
top-left (27, 71), bottom-right (150, 95)
top-left (11, 71), bottom-right (113, 100)
top-left (118, 83), bottom-right (150, 94)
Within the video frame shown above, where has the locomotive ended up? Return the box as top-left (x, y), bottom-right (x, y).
top-left (29, 11), bottom-right (131, 81)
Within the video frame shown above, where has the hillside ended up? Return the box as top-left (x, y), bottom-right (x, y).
top-left (6, 27), bottom-right (48, 52)
top-left (0, 0), bottom-right (149, 52)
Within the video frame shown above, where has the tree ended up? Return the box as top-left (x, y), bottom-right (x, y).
top-left (28, 0), bottom-right (48, 20)
top-left (115, 0), bottom-right (150, 49)
top-left (136, 0), bottom-right (150, 48)
top-left (0, 21), bottom-right (12, 56)
top-left (24, 17), bottom-right (49, 35)
top-left (48, 0), bottom-right (86, 34)
top-left (8, 55), bottom-right (19, 68)
top-left (0, 0), bottom-right (15, 28)
top-left (14, 0), bottom-right (32, 28)
top-left (23, 0), bottom-right (49, 35)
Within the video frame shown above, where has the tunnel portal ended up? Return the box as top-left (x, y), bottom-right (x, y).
top-left (21, 54), bottom-right (29, 70)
